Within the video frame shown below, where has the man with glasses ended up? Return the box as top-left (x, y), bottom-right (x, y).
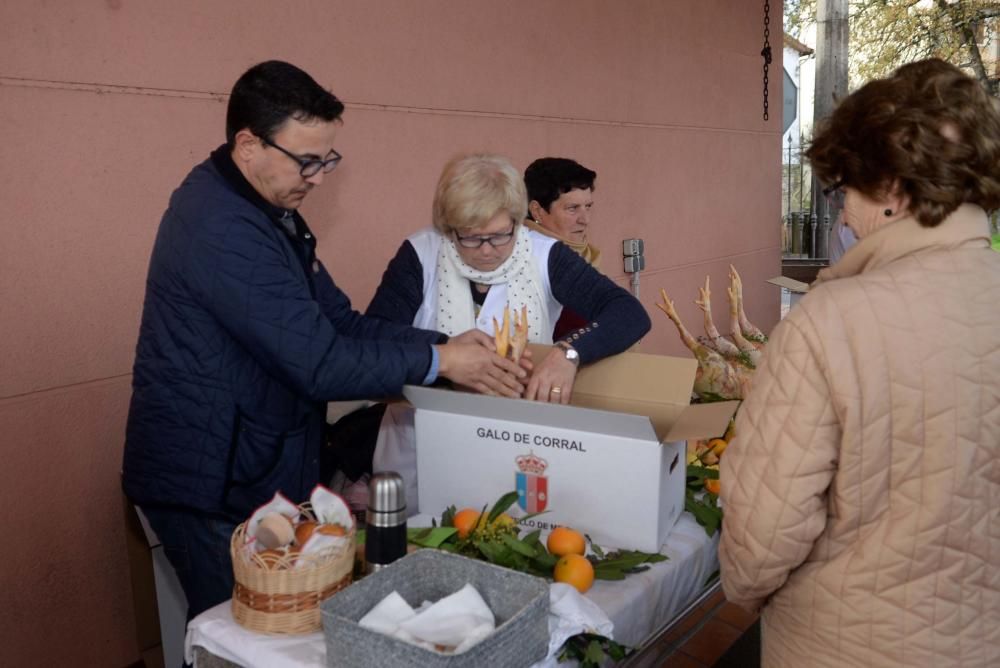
top-left (122, 61), bottom-right (525, 620)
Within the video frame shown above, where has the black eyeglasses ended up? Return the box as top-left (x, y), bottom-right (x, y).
top-left (823, 178), bottom-right (846, 207)
top-left (822, 178), bottom-right (846, 197)
top-left (453, 224), bottom-right (516, 249)
top-left (262, 137), bottom-right (342, 177)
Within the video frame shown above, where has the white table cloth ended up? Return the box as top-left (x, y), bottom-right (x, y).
top-left (186, 513), bottom-right (718, 667)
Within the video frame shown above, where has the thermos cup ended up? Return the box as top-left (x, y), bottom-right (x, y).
top-left (365, 471), bottom-right (408, 573)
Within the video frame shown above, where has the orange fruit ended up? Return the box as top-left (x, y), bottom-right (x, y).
top-left (708, 438), bottom-right (729, 457)
top-left (453, 508), bottom-right (481, 539)
top-left (547, 526), bottom-right (586, 557)
top-left (704, 478), bottom-right (721, 495)
top-left (553, 554), bottom-right (595, 593)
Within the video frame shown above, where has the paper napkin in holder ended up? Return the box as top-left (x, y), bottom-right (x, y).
top-left (359, 583), bottom-right (495, 653)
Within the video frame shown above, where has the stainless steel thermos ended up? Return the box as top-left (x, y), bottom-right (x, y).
top-left (365, 471), bottom-right (408, 573)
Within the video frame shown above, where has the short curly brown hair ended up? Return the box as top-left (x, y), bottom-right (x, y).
top-left (807, 58), bottom-right (1000, 227)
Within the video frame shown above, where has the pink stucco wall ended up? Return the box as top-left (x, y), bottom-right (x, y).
top-left (0, 2), bottom-right (780, 665)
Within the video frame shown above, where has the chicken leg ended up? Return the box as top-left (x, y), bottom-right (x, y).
top-left (729, 265), bottom-right (767, 344)
top-left (726, 284), bottom-right (763, 367)
top-left (694, 276), bottom-right (742, 358)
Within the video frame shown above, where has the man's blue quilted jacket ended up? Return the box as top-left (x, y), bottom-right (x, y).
top-left (123, 147), bottom-right (442, 519)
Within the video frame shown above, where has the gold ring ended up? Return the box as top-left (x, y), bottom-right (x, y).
top-left (550, 386), bottom-right (562, 394)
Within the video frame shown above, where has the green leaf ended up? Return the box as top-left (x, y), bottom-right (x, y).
top-left (687, 465), bottom-right (719, 481)
top-left (500, 533), bottom-right (538, 558)
top-left (509, 551), bottom-right (531, 572)
top-left (355, 529), bottom-right (365, 547)
top-left (440, 505), bottom-right (456, 528)
top-left (409, 527), bottom-right (432, 541)
top-left (585, 534), bottom-right (605, 559)
top-left (592, 556), bottom-right (647, 571)
top-left (685, 490), bottom-right (723, 536)
top-left (521, 529), bottom-right (542, 547)
top-left (487, 491), bottom-right (520, 523)
top-left (608, 641), bottom-right (628, 660)
top-left (407, 527), bottom-right (458, 549)
top-left (592, 568), bottom-right (627, 580)
top-left (475, 539), bottom-right (515, 567)
top-left (531, 551), bottom-right (558, 570)
top-left (590, 549), bottom-right (667, 571)
top-left (584, 639), bottom-right (605, 664)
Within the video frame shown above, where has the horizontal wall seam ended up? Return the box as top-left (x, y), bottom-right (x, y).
top-left (0, 373), bottom-right (132, 405)
top-left (0, 76), bottom-right (776, 136)
top-left (606, 244), bottom-right (781, 282)
top-left (0, 76), bottom-right (227, 102)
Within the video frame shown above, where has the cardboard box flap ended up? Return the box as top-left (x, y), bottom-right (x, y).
top-left (663, 400), bottom-right (740, 442)
top-left (571, 349), bottom-right (698, 406)
top-left (570, 394), bottom-right (684, 434)
top-left (766, 276), bottom-right (810, 293)
top-left (403, 385), bottom-right (658, 441)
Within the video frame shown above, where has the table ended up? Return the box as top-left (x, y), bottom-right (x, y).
top-left (185, 513), bottom-right (718, 667)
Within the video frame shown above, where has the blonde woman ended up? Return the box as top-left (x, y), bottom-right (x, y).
top-left (365, 153), bottom-right (649, 509)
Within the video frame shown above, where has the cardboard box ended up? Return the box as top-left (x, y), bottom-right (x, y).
top-left (405, 350), bottom-right (737, 552)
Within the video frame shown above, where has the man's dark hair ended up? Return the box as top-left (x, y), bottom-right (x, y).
top-left (523, 157), bottom-right (597, 212)
top-left (225, 60), bottom-right (345, 147)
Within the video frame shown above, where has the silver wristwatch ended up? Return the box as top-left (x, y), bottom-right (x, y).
top-left (554, 341), bottom-right (580, 367)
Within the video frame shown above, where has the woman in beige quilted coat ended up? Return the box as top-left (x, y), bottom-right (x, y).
top-left (719, 59), bottom-right (1000, 667)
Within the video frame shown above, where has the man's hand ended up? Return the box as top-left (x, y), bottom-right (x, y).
top-left (524, 349), bottom-right (577, 404)
top-left (450, 328), bottom-right (497, 350)
top-left (436, 342), bottom-right (527, 397)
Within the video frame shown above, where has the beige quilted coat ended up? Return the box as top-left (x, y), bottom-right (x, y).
top-left (719, 205), bottom-right (1000, 667)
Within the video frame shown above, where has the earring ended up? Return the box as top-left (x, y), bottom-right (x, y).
top-left (884, 209), bottom-right (893, 217)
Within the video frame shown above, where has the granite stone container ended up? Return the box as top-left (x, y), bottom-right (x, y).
top-left (321, 549), bottom-right (549, 667)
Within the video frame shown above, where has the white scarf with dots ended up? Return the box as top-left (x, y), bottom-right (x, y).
top-left (433, 226), bottom-right (552, 343)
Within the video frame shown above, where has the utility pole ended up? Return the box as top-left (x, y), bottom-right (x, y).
top-left (813, 0), bottom-right (849, 238)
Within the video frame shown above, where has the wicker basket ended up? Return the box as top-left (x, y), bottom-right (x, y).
top-left (230, 502), bottom-right (355, 634)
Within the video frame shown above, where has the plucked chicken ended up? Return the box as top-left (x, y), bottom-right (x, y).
top-left (656, 268), bottom-right (766, 401)
top-left (656, 289), bottom-right (750, 400)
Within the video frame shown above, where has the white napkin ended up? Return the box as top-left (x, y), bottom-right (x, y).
top-left (358, 591), bottom-right (417, 636)
top-left (358, 583), bottom-right (495, 653)
top-left (534, 583), bottom-right (615, 668)
top-left (245, 492), bottom-right (299, 542)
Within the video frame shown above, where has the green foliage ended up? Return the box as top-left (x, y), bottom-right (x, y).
top-left (416, 492), bottom-right (668, 580)
top-left (590, 549), bottom-right (669, 580)
top-left (407, 526), bottom-right (457, 549)
top-left (557, 633), bottom-right (634, 667)
top-left (785, 0), bottom-right (1000, 94)
top-left (686, 465), bottom-right (723, 536)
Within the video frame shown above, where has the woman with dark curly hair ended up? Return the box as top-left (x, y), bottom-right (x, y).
top-left (719, 59), bottom-right (1000, 667)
